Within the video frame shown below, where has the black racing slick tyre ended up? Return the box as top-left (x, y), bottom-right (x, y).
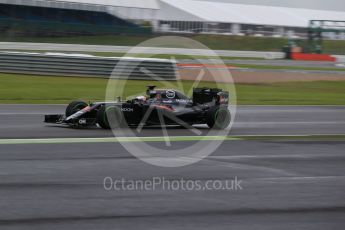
top-left (65, 100), bottom-right (88, 117)
top-left (206, 107), bottom-right (231, 130)
top-left (97, 105), bottom-right (124, 129)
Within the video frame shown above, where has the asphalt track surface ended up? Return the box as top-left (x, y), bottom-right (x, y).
top-left (0, 105), bottom-right (345, 230)
top-left (1, 105), bottom-right (345, 138)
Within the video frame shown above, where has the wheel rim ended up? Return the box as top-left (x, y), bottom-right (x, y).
top-left (215, 109), bottom-right (230, 129)
top-left (105, 106), bottom-right (123, 128)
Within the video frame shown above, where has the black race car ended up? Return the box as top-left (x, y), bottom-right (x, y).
top-left (45, 86), bottom-right (231, 129)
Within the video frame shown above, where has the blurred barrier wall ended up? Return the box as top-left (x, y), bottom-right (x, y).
top-left (0, 42), bottom-right (286, 59)
top-left (0, 52), bottom-right (177, 80)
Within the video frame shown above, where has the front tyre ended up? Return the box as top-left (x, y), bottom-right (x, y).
top-left (97, 105), bottom-right (124, 129)
top-left (206, 107), bottom-right (231, 130)
top-left (65, 100), bottom-right (88, 117)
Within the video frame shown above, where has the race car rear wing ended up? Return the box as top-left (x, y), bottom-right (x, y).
top-left (193, 88), bottom-right (229, 106)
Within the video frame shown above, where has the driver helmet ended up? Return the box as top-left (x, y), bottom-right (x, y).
top-left (136, 96), bottom-right (147, 101)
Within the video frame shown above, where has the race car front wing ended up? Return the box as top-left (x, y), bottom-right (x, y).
top-left (45, 114), bottom-right (65, 124)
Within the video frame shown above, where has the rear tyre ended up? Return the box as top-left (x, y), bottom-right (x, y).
top-left (65, 100), bottom-right (88, 117)
top-left (206, 107), bottom-right (231, 130)
top-left (97, 105), bottom-right (124, 129)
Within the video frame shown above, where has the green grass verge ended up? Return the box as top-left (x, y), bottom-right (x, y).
top-left (1, 73), bottom-right (345, 105)
top-left (2, 34), bottom-right (345, 54)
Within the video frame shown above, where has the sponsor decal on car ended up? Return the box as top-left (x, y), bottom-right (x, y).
top-left (78, 119), bottom-right (87, 125)
top-left (121, 108), bottom-right (134, 112)
top-left (166, 90), bottom-right (176, 99)
top-left (176, 99), bottom-right (191, 103)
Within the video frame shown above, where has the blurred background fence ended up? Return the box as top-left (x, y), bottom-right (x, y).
top-left (0, 52), bottom-right (177, 80)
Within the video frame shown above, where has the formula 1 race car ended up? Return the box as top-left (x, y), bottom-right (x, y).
top-left (45, 86), bottom-right (231, 130)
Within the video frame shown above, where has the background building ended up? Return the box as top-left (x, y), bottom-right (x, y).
top-left (157, 0), bottom-right (345, 39)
